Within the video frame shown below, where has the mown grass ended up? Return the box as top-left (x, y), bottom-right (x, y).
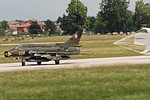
top-left (0, 64), bottom-right (150, 100)
top-left (0, 35), bottom-right (141, 63)
top-left (0, 35), bottom-right (149, 100)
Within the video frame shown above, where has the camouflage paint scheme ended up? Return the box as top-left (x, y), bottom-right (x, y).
top-left (4, 29), bottom-right (83, 66)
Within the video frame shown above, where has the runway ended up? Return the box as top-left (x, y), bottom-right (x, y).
top-left (0, 56), bottom-right (150, 72)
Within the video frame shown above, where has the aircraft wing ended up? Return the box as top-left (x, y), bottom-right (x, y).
top-left (0, 42), bottom-right (62, 46)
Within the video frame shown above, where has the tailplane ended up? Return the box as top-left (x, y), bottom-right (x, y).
top-left (64, 29), bottom-right (83, 46)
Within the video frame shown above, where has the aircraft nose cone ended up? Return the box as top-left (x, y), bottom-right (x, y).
top-left (4, 51), bottom-right (11, 57)
top-left (4, 51), bottom-right (8, 57)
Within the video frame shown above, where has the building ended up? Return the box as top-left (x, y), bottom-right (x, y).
top-left (7, 21), bottom-right (20, 31)
top-left (7, 19), bottom-right (46, 35)
top-left (17, 23), bottom-right (31, 33)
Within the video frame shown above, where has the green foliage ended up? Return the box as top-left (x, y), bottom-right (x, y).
top-left (44, 19), bottom-right (57, 36)
top-left (59, 15), bottom-right (75, 34)
top-left (124, 10), bottom-right (134, 31)
top-left (0, 21), bottom-right (8, 36)
top-left (29, 22), bottom-right (42, 36)
top-left (97, 0), bottom-right (131, 33)
top-left (0, 28), bottom-right (5, 36)
top-left (90, 0), bottom-right (149, 33)
top-left (93, 14), bottom-right (106, 34)
top-left (0, 20), bottom-right (8, 30)
top-left (134, 0), bottom-right (150, 30)
top-left (88, 16), bottom-right (96, 32)
top-left (66, 0), bottom-right (88, 27)
top-left (59, 0), bottom-right (89, 34)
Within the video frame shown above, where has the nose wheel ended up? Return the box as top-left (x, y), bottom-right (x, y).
top-left (55, 60), bottom-right (60, 65)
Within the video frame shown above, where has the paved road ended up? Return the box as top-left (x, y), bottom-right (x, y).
top-left (0, 56), bottom-right (150, 72)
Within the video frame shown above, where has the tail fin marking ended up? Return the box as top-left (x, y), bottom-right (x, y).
top-left (64, 29), bottom-right (83, 46)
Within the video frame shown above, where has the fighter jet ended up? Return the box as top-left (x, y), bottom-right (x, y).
top-left (4, 29), bottom-right (83, 66)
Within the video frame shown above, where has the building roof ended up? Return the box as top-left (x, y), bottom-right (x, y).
top-left (17, 23), bottom-right (31, 28)
top-left (38, 22), bottom-right (46, 26)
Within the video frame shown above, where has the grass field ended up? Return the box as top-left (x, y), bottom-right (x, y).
top-left (0, 34), bottom-right (148, 100)
top-left (0, 64), bottom-right (150, 100)
top-left (0, 34), bottom-right (141, 63)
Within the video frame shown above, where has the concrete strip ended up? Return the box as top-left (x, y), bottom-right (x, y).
top-left (0, 56), bottom-right (150, 72)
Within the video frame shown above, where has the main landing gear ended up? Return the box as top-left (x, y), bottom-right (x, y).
top-left (22, 59), bottom-right (25, 66)
top-left (37, 62), bottom-right (41, 65)
top-left (21, 60), bottom-right (60, 66)
top-left (55, 60), bottom-right (60, 65)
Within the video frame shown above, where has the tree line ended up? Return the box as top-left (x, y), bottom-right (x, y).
top-left (0, 0), bottom-right (150, 35)
top-left (58, 0), bottom-right (150, 34)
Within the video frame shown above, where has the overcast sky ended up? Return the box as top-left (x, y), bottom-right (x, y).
top-left (0, 0), bottom-right (149, 21)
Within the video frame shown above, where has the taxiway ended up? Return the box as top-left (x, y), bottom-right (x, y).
top-left (0, 56), bottom-right (150, 72)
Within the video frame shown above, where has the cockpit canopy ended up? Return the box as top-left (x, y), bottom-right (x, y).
top-left (14, 44), bottom-right (23, 50)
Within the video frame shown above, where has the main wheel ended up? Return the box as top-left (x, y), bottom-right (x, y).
top-left (55, 60), bottom-right (60, 65)
top-left (22, 61), bottom-right (25, 66)
top-left (37, 62), bottom-right (41, 65)
top-left (21, 59), bottom-right (25, 66)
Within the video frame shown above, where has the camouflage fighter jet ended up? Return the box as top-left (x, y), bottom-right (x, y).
top-left (4, 29), bottom-right (83, 66)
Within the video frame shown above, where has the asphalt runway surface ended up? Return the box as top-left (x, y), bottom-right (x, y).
top-left (0, 56), bottom-right (150, 72)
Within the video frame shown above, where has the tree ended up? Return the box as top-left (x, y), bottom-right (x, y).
top-left (59, 15), bottom-right (73, 34)
top-left (1, 20), bottom-right (8, 30)
top-left (93, 17), bottom-right (106, 34)
top-left (44, 19), bottom-right (57, 36)
top-left (88, 16), bottom-right (96, 32)
top-left (0, 20), bottom-right (8, 36)
top-left (99, 0), bottom-right (131, 33)
top-left (59, 0), bottom-right (89, 34)
top-left (124, 10), bottom-right (134, 32)
top-left (0, 27), bottom-right (5, 36)
top-left (29, 21), bottom-right (42, 36)
top-left (134, 0), bottom-right (150, 30)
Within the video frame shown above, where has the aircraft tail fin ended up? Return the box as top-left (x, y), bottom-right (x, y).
top-left (64, 29), bottom-right (83, 46)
